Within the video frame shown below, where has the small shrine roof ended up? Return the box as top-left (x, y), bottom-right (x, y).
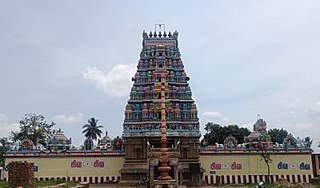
top-left (48, 129), bottom-right (71, 147)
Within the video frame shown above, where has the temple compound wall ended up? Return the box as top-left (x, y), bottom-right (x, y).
top-left (3, 151), bottom-right (124, 184)
top-left (201, 151), bottom-right (313, 184)
top-left (4, 151), bottom-right (313, 185)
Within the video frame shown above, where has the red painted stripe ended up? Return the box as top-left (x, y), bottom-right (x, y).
top-left (216, 175), bottom-right (220, 184)
top-left (210, 175), bottom-right (213, 184)
top-left (259, 175), bottom-right (263, 182)
top-left (243, 175), bottom-right (247, 184)
top-left (205, 175), bottom-right (208, 184)
top-left (292, 175), bottom-right (296, 183)
top-left (237, 175), bottom-right (241, 184)
top-left (303, 174), bottom-right (306, 182)
top-left (231, 175), bottom-right (235, 184)
top-left (286, 175), bottom-right (290, 182)
top-left (297, 174), bottom-right (301, 182)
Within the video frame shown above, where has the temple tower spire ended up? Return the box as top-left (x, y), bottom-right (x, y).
top-left (120, 29), bottom-right (201, 187)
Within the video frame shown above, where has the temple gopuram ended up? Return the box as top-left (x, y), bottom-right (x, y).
top-left (120, 30), bottom-right (201, 187)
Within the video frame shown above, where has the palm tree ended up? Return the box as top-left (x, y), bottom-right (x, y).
top-left (82, 117), bottom-right (103, 140)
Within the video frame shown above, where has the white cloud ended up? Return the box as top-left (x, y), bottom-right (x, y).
top-left (0, 123), bottom-right (19, 137)
top-left (52, 113), bottom-right (84, 124)
top-left (202, 111), bottom-right (223, 119)
top-left (200, 111), bottom-right (231, 125)
top-left (82, 64), bottom-right (136, 98)
top-left (240, 122), bottom-right (255, 131)
top-left (0, 114), bottom-right (9, 123)
top-left (0, 114), bottom-right (19, 137)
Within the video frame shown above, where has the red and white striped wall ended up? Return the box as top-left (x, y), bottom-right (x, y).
top-left (33, 176), bottom-right (120, 184)
top-left (204, 174), bottom-right (313, 184)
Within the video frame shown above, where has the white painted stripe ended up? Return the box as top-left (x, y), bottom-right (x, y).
top-left (246, 175), bottom-right (249, 183)
top-left (233, 175), bottom-right (240, 184)
top-left (256, 175), bottom-right (260, 183)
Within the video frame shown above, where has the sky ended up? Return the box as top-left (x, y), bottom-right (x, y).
top-left (0, 1), bottom-right (319, 150)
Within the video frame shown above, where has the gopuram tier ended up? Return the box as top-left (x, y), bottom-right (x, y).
top-left (120, 30), bottom-right (202, 187)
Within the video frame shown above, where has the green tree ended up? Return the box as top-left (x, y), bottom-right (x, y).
top-left (10, 113), bottom-right (55, 147)
top-left (203, 123), bottom-right (223, 145)
top-left (82, 117), bottom-right (103, 140)
top-left (203, 122), bottom-right (250, 145)
top-left (303, 136), bottom-right (312, 148)
top-left (268, 128), bottom-right (288, 144)
top-left (0, 137), bottom-right (9, 166)
top-left (221, 125), bottom-right (250, 144)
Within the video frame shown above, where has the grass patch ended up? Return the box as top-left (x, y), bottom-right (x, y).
top-left (34, 180), bottom-right (78, 187)
top-left (0, 181), bottom-right (8, 188)
top-left (0, 180), bottom-right (78, 188)
top-left (34, 179), bottom-right (66, 186)
top-left (60, 181), bottom-right (78, 188)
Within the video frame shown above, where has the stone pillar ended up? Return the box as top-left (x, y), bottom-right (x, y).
top-left (179, 171), bottom-right (182, 185)
top-left (174, 166), bottom-right (178, 181)
top-left (150, 165), bottom-right (155, 188)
